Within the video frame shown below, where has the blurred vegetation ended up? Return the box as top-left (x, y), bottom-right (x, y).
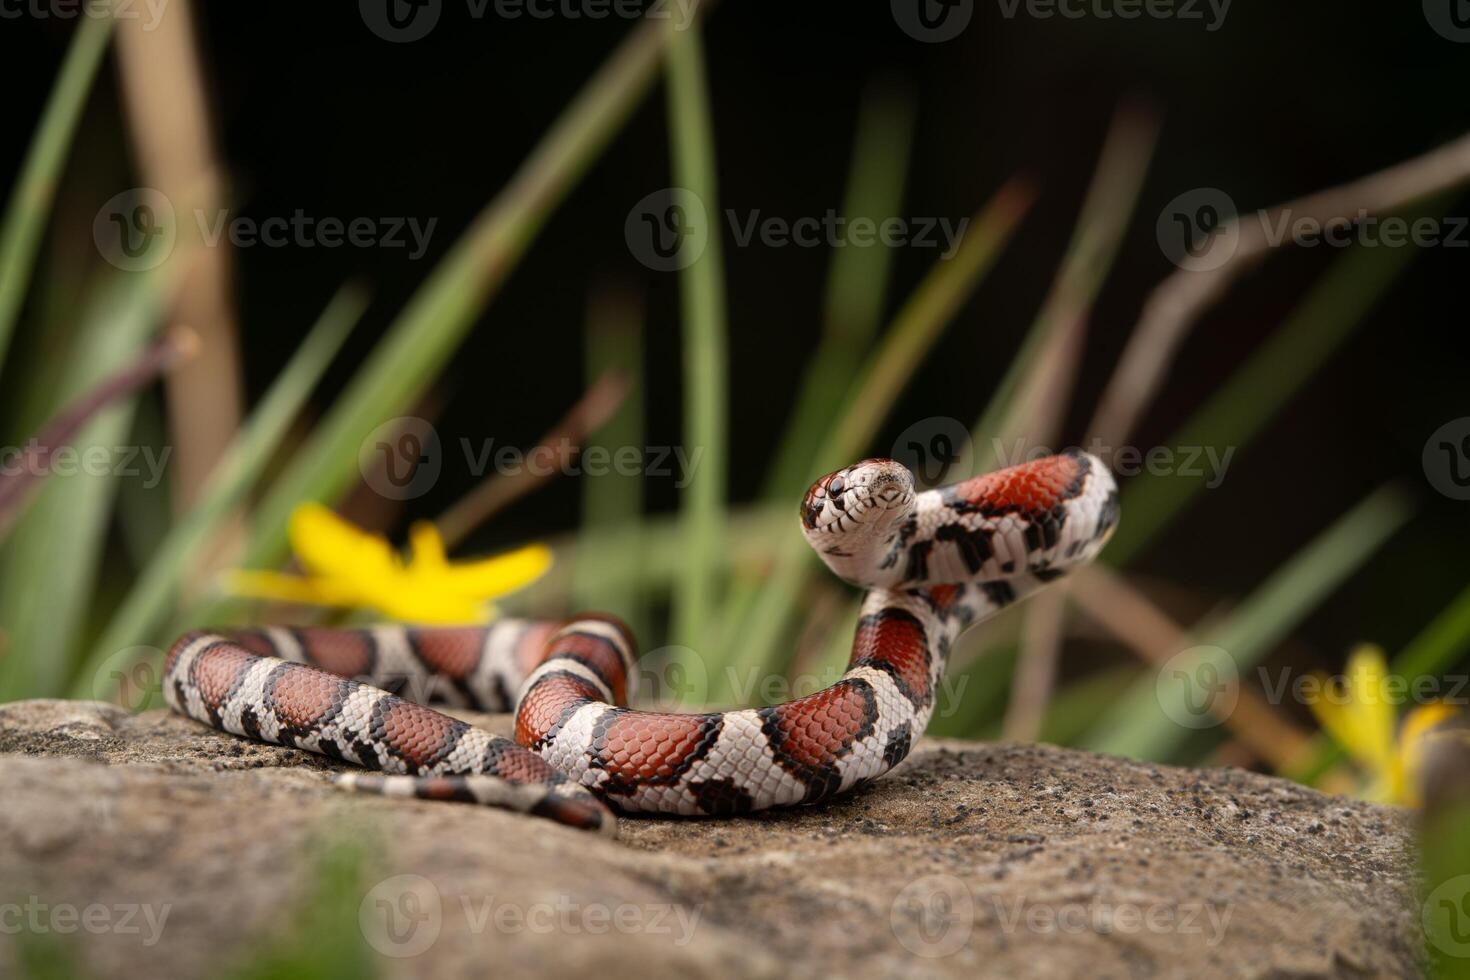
top-left (3, 9), bottom-right (1470, 976)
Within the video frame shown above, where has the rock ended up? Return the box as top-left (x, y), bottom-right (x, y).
top-left (0, 699), bottom-right (1424, 979)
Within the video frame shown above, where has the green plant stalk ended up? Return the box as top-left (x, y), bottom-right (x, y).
top-left (1104, 209), bottom-right (1434, 565)
top-left (0, 15), bottom-right (114, 374)
top-left (509, 504), bottom-right (785, 613)
top-left (571, 294), bottom-right (647, 636)
top-left (1419, 801), bottom-right (1470, 980)
top-left (236, 16), bottom-right (692, 577)
top-left (0, 272), bottom-right (160, 700)
top-left (1286, 580), bottom-right (1470, 785)
top-left (761, 82), bottom-right (914, 500)
top-left (713, 180), bottom-right (1035, 700)
top-left (925, 645), bottom-right (1022, 738)
top-left (715, 82), bottom-right (914, 656)
top-left (1082, 484), bottom-right (1412, 761)
top-left (115, 395), bottom-right (174, 569)
top-left (665, 20), bottom-right (729, 659)
top-left (1038, 665), bottom-right (1144, 746)
top-left (73, 285), bottom-right (368, 697)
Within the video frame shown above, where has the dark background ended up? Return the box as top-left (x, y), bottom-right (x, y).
top-left (3, 1), bottom-right (1467, 673)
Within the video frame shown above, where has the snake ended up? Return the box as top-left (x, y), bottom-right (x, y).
top-left (164, 450), bottom-right (1118, 835)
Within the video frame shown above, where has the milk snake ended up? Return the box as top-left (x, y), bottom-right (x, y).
top-left (165, 450), bottom-right (1118, 835)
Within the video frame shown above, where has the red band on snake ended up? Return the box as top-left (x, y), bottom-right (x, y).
top-left (164, 450), bottom-right (1119, 835)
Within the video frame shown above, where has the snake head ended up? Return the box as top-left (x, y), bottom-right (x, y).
top-left (800, 458), bottom-right (915, 535)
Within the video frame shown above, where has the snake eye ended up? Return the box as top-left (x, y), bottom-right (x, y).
top-left (828, 475), bottom-right (845, 495)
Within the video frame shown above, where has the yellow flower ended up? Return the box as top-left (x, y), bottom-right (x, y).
top-left (225, 503), bottom-right (551, 624)
top-left (1307, 644), bottom-right (1461, 806)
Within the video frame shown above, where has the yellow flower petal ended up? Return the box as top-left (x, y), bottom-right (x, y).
top-left (373, 586), bottom-right (491, 625)
top-left (289, 503), bottom-right (399, 581)
top-left (1345, 645), bottom-right (1396, 775)
top-left (432, 543), bottom-right (553, 598)
top-left (1307, 671), bottom-right (1369, 763)
top-left (408, 520), bottom-right (448, 571)
top-left (223, 570), bottom-right (363, 607)
top-left (232, 504), bottom-right (553, 625)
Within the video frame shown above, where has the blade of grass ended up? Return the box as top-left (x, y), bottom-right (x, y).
top-left (1038, 665), bottom-right (1144, 746)
top-left (0, 15), bottom-right (114, 373)
top-left (73, 285), bottom-right (368, 696)
top-left (762, 79), bottom-right (915, 499)
top-left (715, 79), bottom-right (914, 657)
top-left (1070, 564), bottom-right (1317, 770)
top-left (665, 20), bottom-right (729, 659)
top-left (925, 645), bottom-right (1021, 739)
top-left (0, 271), bottom-right (161, 700)
top-left (1421, 800), bottom-right (1470, 980)
top-left (571, 285), bottom-right (647, 634)
top-left (1081, 484), bottom-right (1412, 761)
top-left (236, 15), bottom-right (697, 578)
top-left (115, 393), bottom-right (174, 569)
top-left (714, 179), bottom-right (1036, 700)
top-left (514, 504), bottom-right (784, 614)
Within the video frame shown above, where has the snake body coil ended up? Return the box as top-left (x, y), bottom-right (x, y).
top-left (165, 450), bottom-right (1118, 834)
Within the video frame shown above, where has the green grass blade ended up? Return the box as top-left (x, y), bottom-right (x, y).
top-left (925, 645), bottom-right (1021, 738)
top-left (1419, 801), bottom-right (1470, 980)
top-left (762, 81), bottom-right (914, 500)
top-left (1392, 581), bottom-right (1470, 681)
top-left (713, 181), bottom-right (1035, 700)
top-left (1038, 666), bottom-right (1145, 746)
top-left (0, 272), bottom-right (160, 700)
top-left (571, 288), bottom-right (647, 635)
top-left (715, 81), bottom-right (914, 659)
top-left (665, 21), bottom-right (729, 659)
top-left (0, 16), bottom-right (114, 373)
top-left (236, 17), bottom-right (688, 576)
top-left (1081, 484), bottom-right (1412, 760)
top-left (74, 285), bottom-right (368, 696)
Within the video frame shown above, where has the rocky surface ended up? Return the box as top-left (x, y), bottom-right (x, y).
top-left (0, 699), bottom-right (1426, 979)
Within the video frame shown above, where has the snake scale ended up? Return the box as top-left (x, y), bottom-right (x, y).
top-left (165, 450), bottom-right (1119, 835)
